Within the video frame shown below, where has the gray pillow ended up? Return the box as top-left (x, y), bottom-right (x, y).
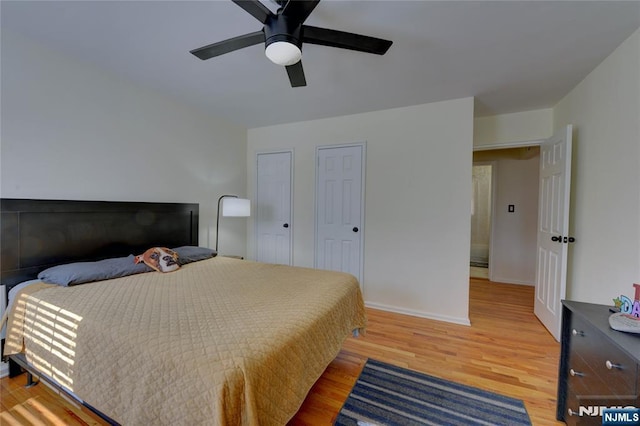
top-left (172, 246), bottom-right (217, 265)
top-left (38, 255), bottom-right (152, 286)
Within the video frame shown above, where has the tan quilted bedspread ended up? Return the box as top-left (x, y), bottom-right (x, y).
top-left (4, 257), bottom-right (366, 425)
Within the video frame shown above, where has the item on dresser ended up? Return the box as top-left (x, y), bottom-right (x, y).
top-left (609, 312), bottom-right (640, 334)
top-left (612, 284), bottom-right (640, 317)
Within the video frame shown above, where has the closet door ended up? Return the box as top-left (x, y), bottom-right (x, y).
top-left (256, 151), bottom-right (292, 265)
top-left (315, 144), bottom-right (365, 287)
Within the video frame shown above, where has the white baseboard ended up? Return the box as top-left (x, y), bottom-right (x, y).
top-left (365, 302), bottom-right (471, 326)
top-left (0, 361), bottom-right (8, 378)
top-left (489, 276), bottom-right (535, 286)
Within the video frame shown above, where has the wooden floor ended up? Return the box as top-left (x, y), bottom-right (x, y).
top-left (1, 278), bottom-right (563, 425)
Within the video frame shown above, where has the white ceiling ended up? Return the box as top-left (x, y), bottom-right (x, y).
top-left (2, 1), bottom-right (639, 128)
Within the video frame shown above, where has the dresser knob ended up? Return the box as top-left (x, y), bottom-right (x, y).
top-left (569, 368), bottom-right (584, 377)
top-left (605, 360), bottom-right (622, 370)
top-left (571, 329), bottom-right (584, 337)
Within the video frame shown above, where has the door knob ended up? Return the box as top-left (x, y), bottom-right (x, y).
top-left (353, 227), bottom-right (359, 232)
top-left (283, 223), bottom-right (289, 228)
top-left (551, 235), bottom-right (562, 242)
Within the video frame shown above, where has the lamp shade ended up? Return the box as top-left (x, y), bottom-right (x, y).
top-left (222, 198), bottom-right (250, 217)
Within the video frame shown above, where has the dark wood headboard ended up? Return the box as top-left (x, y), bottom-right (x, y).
top-left (1, 199), bottom-right (199, 290)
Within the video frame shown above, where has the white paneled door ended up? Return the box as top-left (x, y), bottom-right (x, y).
top-left (315, 144), bottom-right (364, 288)
top-left (256, 151), bottom-right (292, 265)
top-left (534, 125), bottom-right (573, 341)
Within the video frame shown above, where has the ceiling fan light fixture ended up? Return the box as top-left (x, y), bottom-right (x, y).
top-left (190, 0), bottom-right (393, 87)
top-left (265, 41), bottom-right (302, 66)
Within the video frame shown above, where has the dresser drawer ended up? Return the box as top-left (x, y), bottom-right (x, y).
top-left (565, 393), bottom-right (596, 426)
top-left (569, 315), bottom-right (637, 395)
top-left (567, 353), bottom-right (604, 395)
top-left (565, 390), bottom-right (639, 426)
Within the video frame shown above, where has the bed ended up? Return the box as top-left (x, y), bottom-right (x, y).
top-left (0, 198), bottom-right (366, 425)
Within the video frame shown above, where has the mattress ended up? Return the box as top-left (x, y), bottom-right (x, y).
top-left (4, 257), bottom-right (366, 425)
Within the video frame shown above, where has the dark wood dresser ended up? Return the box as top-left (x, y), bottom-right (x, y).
top-left (557, 300), bottom-right (640, 425)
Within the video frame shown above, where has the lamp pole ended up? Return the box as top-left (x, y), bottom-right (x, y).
top-left (216, 194), bottom-right (238, 252)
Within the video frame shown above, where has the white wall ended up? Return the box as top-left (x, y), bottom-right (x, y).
top-left (474, 109), bottom-right (552, 147)
top-left (553, 28), bottom-right (640, 303)
top-left (248, 98), bottom-right (474, 325)
top-left (490, 155), bottom-right (539, 285)
top-left (1, 32), bottom-right (249, 256)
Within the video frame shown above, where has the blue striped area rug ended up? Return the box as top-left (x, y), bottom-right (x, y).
top-left (335, 359), bottom-right (531, 426)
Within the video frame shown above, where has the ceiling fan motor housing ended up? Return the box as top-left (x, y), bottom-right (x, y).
top-left (264, 14), bottom-right (302, 48)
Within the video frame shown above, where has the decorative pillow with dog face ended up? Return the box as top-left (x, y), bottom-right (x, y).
top-left (135, 247), bottom-right (180, 273)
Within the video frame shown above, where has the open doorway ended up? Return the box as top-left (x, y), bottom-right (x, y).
top-left (470, 146), bottom-right (541, 284)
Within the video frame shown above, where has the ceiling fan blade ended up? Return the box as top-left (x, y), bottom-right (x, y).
top-left (190, 31), bottom-right (265, 60)
top-left (302, 25), bottom-right (392, 55)
top-left (231, 0), bottom-right (273, 24)
top-left (286, 61), bottom-right (307, 87)
top-left (281, 0), bottom-right (320, 24)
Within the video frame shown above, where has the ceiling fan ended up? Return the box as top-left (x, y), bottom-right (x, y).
top-left (190, 0), bottom-right (393, 87)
